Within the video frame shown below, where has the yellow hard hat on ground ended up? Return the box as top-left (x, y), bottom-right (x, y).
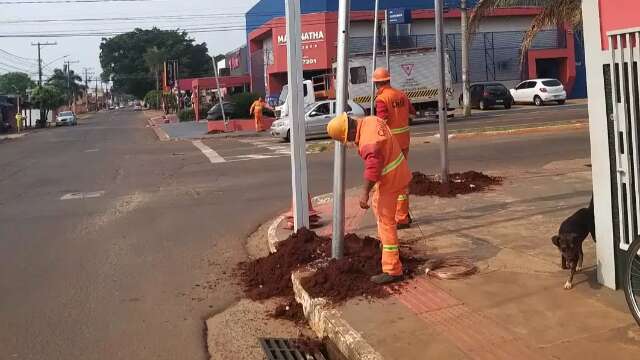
top-left (327, 112), bottom-right (349, 143)
top-left (372, 67), bottom-right (391, 82)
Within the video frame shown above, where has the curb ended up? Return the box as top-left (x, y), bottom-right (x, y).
top-left (292, 270), bottom-right (384, 360)
top-left (146, 118), bottom-right (170, 142)
top-left (0, 133), bottom-right (28, 140)
top-left (267, 192), bottom-right (381, 360)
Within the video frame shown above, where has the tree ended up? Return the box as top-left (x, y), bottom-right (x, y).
top-left (0, 72), bottom-right (36, 97)
top-left (469, 0), bottom-right (582, 61)
top-left (100, 28), bottom-right (213, 99)
top-left (46, 68), bottom-right (85, 104)
top-left (31, 85), bottom-right (66, 127)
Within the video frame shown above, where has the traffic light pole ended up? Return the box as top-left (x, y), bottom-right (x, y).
top-left (332, 0), bottom-right (351, 259)
top-left (285, 0), bottom-right (310, 230)
top-left (369, 0), bottom-right (380, 114)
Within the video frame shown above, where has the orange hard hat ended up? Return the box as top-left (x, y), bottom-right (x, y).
top-left (327, 113), bottom-right (349, 143)
top-left (372, 67), bottom-right (391, 82)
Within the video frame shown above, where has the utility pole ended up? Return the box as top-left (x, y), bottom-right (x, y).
top-left (95, 78), bottom-right (99, 111)
top-left (31, 41), bottom-right (56, 127)
top-left (461, 0), bottom-right (471, 117)
top-left (332, 0), bottom-right (351, 258)
top-left (385, 9), bottom-right (390, 71)
top-left (64, 60), bottom-right (79, 111)
top-left (285, 0), bottom-right (310, 230)
top-left (435, 0), bottom-right (450, 182)
top-left (369, 0), bottom-right (380, 114)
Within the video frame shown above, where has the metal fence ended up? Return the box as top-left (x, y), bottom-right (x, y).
top-left (350, 29), bottom-right (566, 83)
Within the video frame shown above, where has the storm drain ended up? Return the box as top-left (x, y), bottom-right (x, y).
top-left (259, 338), bottom-right (327, 360)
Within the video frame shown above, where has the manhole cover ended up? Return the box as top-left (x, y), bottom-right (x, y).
top-left (259, 338), bottom-right (327, 360)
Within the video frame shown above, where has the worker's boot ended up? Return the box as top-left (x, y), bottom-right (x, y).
top-left (370, 272), bottom-right (403, 285)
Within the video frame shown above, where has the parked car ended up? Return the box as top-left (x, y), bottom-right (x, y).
top-left (133, 103), bottom-right (142, 111)
top-left (206, 102), bottom-right (235, 120)
top-left (510, 79), bottom-right (567, 106)
top-left (459, 82), bottom-right (513, 110)
top-left (55, 111), bottom-right (77, 126)
top-left (271, 99), bottom-right (366, 141)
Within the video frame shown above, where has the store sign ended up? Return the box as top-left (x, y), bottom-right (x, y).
top-left (228, 52), bottom-right (241, 70)
top-left (389, 8), bottom-right (412, 24)
top-left (277, 31), bottom-right (325, 45)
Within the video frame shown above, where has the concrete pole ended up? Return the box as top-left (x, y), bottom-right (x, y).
top-left (285, 0), bottom-right (310, 230)
top-left (461, 0), bottom-right (471, 117)
top-left (332, 0), bottom-right (351, 259)
top-left (212, 57), bottom-right (227, 131)
top-left (385, 9), bottom-right (390, 71)
top-left (369, 0), bottom-right (379, 114)
top-left (435, 0), bottom-right (450, 182)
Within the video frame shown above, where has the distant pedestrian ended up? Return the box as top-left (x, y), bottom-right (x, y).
top-left (249, 97), bottom-right (272, 132)
top-left (15, 112), bottom-right (23, 133)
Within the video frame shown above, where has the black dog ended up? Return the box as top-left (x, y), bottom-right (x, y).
top-left (551, 197), bottom-right (595, 290)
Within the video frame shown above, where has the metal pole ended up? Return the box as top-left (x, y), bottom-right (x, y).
top-left (385, 9), bottom-right (390, 71)
top-left (435, 0), bottom-right (449, 182)
top-left (461, 0), bottom-right (471, 117)
top-left (332, 0), bottom-right (351, 259)
top-left (285, 0), bottom-right (310, 230)
top-left (212, 57), bottom-right (228, 131)
top-left (369, 0), bottom-right (380, 114)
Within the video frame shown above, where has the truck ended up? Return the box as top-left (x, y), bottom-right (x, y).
top-left (274, 48), bottom-right (454, 119)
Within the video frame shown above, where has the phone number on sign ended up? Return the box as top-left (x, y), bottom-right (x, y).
top-left (303, 58), bottom-right (318, 65)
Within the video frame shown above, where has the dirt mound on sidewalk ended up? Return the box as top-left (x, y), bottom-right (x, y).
top-left (239, 228), bottom-right (330, 300)
top-left (271, 298), bottom-right (306, 324)
top-left (409, 171), bottom-right (502, 197)
top-left (301, 234), bottom-right (426, 304)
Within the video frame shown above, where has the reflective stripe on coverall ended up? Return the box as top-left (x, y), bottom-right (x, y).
top-left (356, 116), bottom-right (411, 276)
top-left (250, 100), bottom-right (264, 131)
top-left (376, 85), bottom-right (412, 225)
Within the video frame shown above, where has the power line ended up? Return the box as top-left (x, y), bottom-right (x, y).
top-left (0, 49), bottom-right (38, 63)
top-left (0, 12), bottom-right (282, 24)
top-left (0, 0), bottom-right (155, 4)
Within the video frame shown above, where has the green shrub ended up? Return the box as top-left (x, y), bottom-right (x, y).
top-left (144, 90), bottom-right (177, 110)
top-left (178, 105), bottom-right (210, 122)
top-left (230, 92), bottom-right (261, 118)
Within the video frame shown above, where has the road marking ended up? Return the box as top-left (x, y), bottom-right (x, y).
top-left (85, 149), bottom-right (99, 152)
top-left (60, 191), bottom-right (105, 200)
top-left (192, 140), bottom-right (226, 163)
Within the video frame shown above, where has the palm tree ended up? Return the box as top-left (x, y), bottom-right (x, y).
top-left (47, 68), bottom-right (86, 103)
top-left (469, 0), bottom-right (582, 61)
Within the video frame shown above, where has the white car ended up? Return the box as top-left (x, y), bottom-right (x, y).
top-left (271, 99), bottom-right (365, 141)
top-left (510, 79), bottom-right (567, 106)
top-left (55, 111), bottom-right (77, 126)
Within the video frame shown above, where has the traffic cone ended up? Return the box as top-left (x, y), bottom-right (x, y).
top-left (284, 193), bottom-right (321, 230)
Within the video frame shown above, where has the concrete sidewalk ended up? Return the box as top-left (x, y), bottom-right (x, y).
top-left (271, 158), bottom-right (640, 359)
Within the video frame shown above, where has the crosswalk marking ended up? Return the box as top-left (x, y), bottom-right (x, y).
top-left (192, 140), bottom-right (226, 163)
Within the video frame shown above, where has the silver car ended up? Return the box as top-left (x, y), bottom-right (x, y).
top-left (270, 99), bottom-right (365, 141)
top-left (55, 111), bottom-right (77, 126)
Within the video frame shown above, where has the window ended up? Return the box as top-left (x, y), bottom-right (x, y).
top-left (310, 103), bottom-right (331, 116)
top-left (471, 85), bottom-right (483, 97)
top-left (542, 80), bottom-right (562, 87)
top-left (527, 81), bottom-right (537, 89)
top-left (515, 82), bottom-right (529, 90)
top-left (350, 66), bottom-right (367, 85)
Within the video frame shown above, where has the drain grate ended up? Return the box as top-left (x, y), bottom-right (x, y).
top-left (259, 338), bottom-right (327, 360)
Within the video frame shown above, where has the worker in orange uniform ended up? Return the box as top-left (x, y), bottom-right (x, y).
top-left (249, 97), bottom-right (271, 132)
top-left (327, 113), bottom-right (411, 284)
top-left (372, 67), bottom-right (416, 229)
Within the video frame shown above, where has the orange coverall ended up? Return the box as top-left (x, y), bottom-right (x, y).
top-left (249, 99), bottom-right (267, 131)
top-left (375, 84), bottom-right (416, 225)
top-left (356, 116), bottom-right (412, 276)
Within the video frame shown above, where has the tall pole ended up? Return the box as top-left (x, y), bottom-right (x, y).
top-left (285, 0), bottom-right (310, 230)
top-left (332, 0), bottom-right (351, 259)
top-left (385, 9), bottom-right (390, 71)
top-left (461, 0), bottom-right (471, 117)
top-left (369, 0), bottom-right (380, 114)
top-left (435, 0), bottom-right (450, 182)
top-left (31, 41), bottom-right (56, 127)
top-left (212, 57), bottom-right (227, 130)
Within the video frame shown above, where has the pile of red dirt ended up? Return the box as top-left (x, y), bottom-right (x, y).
top-left (239, 228), bottom-right (330, 300)
top-left (301, 234), bottom-right (426, 303)
top-left (271, 298), bottom-right (305, 324)
top-left (409, 171), bottom-right (503, 197)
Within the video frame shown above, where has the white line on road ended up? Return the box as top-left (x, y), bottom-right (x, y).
top-left (60, 191), bottom-right (105, 200)
top-left (192, 140), bottom-right (226, 163)
top-left (85, 149), bottom-right (100, 152)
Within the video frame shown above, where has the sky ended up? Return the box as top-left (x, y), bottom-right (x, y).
top-left (0, 0), bottom-right (260, 82)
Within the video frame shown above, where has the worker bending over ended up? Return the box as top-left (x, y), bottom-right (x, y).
top-left (327, 113), bottom-right (411, 284)
top-left (373, 67), bottom-right (416, 229)
top-left (249, 97), bottom-right (271, 132)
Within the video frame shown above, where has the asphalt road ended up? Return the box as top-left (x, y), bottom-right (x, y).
top-left (0, 107), bottom-right (590, 359)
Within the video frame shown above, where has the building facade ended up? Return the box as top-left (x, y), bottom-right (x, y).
top-left (245, 0), bottom-right (583, 101)
top-left (582, 0), bottom-right (640, 289)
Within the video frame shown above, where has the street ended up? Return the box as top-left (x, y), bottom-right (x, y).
top-left (0, 107), bottom-right (589, 359)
